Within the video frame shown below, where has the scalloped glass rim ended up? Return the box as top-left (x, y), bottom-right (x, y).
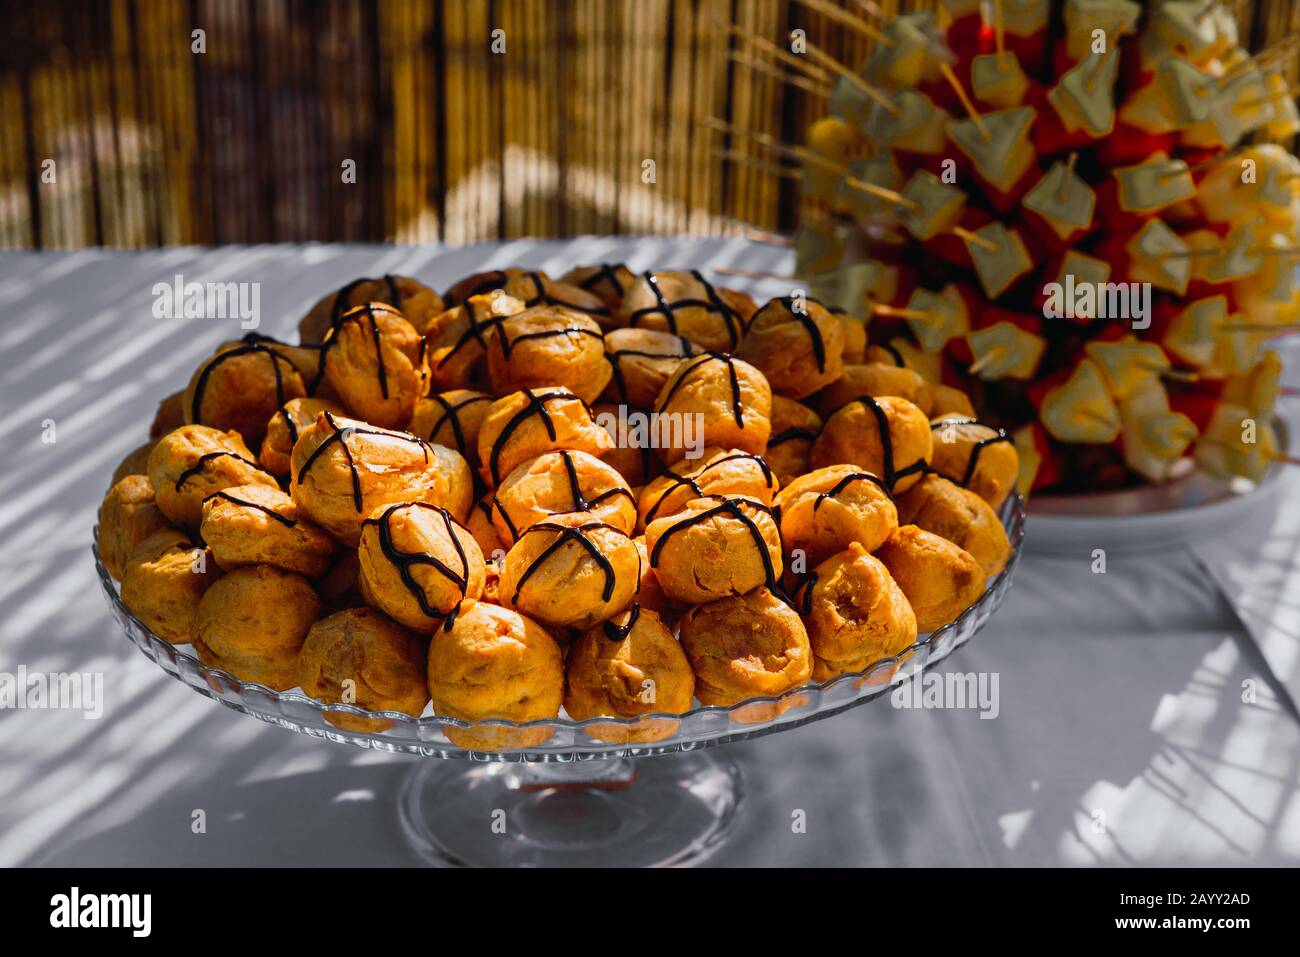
top-left (94, 493), bottom-right (1025, 761)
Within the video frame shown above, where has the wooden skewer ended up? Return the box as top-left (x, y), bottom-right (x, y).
top-left (1214, 322), bottom-right (1300, 334)
top-left (968, 347), bottom-right (1006, 375)
top-left (1211, 318), bottom-right (1300, 336)
top-left (1235, 84), bottom-right (1300, 113)
top-left (702, 117), bottom-right (837, 173)
top-left (1137, 361), bottom-right (1200, 382)
top-left (721, 23), bottom-right (834, 88)
top-left (714, 148), bottom-right (801, 181)
top-left (704, 116), bottom-right (915, 213)
top-left (730, 50), bottom-right (832, 99)
top-left (739, 226), bottom-right (794, 248)
top-left (993, 0), bottom-right (1006, 61)
top-left (873, 303), bottom-right (933, 320)
top-left (792, 0), bottom-right (893, 46)
top-left (802, 40), bottom-right (898, 113)
top-left (1162, 243), bottom-right (1300, 260)
top-left (1218, 36), bottom-right (1300, 87)
top-left (1079, 408), bottom-right (1118, 428)
top-left (1083, 47), bottom-right (1115, 94)
top-left (952, 224), bottom-right (1000, 253)
top-left (845, 176), bottom-right (919, 209)
top-left (1177, 147), bottom-right (1244, 177)
top-left (846, 0), bottom-right (886, 22)
top-left (1055, 153), bottom-right (1078, 202)
top-left (1256, 33), bottom-right (1300, 64)
top-left (713, 266), bottom-right (798, 282)
top-left (1200, 437), bottom-right (1300, 466)
top-left (939, 61), bottom-right (991, 139)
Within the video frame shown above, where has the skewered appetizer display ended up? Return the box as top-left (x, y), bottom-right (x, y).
top-left (101, 260), bottom-right (1018, 750)
top-left (732, 0), bottom-right (1297, 494)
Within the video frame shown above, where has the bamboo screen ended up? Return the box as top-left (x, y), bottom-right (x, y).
top-left (1, 0), bottom-right (1296, 249)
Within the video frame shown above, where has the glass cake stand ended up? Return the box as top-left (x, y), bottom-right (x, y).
top-left (94, 494), bottom-right (1025, 867)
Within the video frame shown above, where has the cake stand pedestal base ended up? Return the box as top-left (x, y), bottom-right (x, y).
top-left (397, 750), bottom-right (743, 867)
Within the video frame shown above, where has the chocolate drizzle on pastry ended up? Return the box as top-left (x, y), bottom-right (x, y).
top-left (811, 471), bottom-right (892, 512)
top-left (295, 411), bottom-right (431, 512)
top-left (655, 353), bottom-right (747, 428)
top-left (495, 319), bottom-right (605, 360)
top-left (280, 405), bottom-right (301, 447)
top-left (838, 395), bottom-right (928, 490)
top-left (556, 449), bottom-right (636, 512)
top-left (202, 490), bottom-right (297, 527)
top-left (627, 270), bottom-right (744, 349)
top-left (174, 451), bottom-right (258, 490)
top-left (312, 301), bottom-right (406, 396)
top-left (445, 270), bottom-right (511, 306)
top-left (929, 417), bottom-right (1013, 489)
top-left (767, 426), bottom-right (820, 447)
top-left (436, 296), bottom-right (513, 370)
top-left (511, 519), bottom-right (631, 603)
top-left (603, 336), bottom-right (695, 405)
top-left (487, 389), bottom-right (592, 485)
top-left (493, 449), bottom-right (635, 541)
top-left (797, 571), bottom-right (819, 616)
top-left (362, 502), bottom-right (473, 629)
top-left (878, 343), bottom-right (906, 367)
top-left (188, 339), bottom-right (290, 426)
top-left (602, 602), bottom-right (641, 641)
top-left (520, 271), bottom-right (611, 317)
top-left (576, 263), bottom-right (630, 301)
top-left (329, 274), bottom-right (402, 328)
top-left (772, 296), bottom-right (828, 373)
top-left (647, 495), bottom-right (780, 594)
top-left (643, 451), bottom-right (775, 525)
top-left (421, 392), bottom-right (492, 450)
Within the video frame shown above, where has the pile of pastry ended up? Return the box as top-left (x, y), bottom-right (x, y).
top-left (100, 265), bottom-right (1018, 749)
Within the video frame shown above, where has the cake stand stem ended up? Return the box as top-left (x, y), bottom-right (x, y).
top-left (396, 749), bottom-right (743, 867)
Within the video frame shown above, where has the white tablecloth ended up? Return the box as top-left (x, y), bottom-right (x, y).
top-left (1, 238), bottom-right (1298, 866)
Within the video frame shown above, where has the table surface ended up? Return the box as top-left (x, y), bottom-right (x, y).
top-left (2, 237), bottom-right (1299, 867)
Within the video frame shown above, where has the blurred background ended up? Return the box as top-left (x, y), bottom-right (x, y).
top-left (1, 0), bottom-right (1297, 249)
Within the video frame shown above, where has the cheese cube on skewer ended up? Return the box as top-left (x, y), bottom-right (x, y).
top-left (1119, 378), bottom-right (1199, 482)
top-left (945, 106), bottom-right (1036, 193)
top-left (969, 320), bottom-right (1045, 381)
top-left (972, 53), bottom-right (1031, 108)
top-left (1023, 158), bottom-right (1097, 239)
top-left (868, 89), bottom-right (951, 155)
top-left (1049, 49), bottom-right (1120, 138)
top-left (1163, 295), bottom-right (1226, 367)
top-left (1085, 339), bottom-right (1171, 399)
top-left (1114, 153), bottom-right (1196, 214)
top-left (898, 170), bottom-right (966, 241)
top-left (1127, 219), bottom-right (1191, 294)
top-left (905, 284), bottom-right (970, 352)
top-left (1040, 358), bottom-right (1121, 444)
top-left (1063, 0), bottom-right (1141, 63)
top-left (964, 222), bottom-right (1034, 299)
